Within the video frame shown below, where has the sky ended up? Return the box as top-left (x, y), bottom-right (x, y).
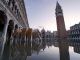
top-left (24, 0), bottom-right (80, 32)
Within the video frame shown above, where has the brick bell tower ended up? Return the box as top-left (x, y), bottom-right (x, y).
top-left (55, 2), bottom-right (67, 39)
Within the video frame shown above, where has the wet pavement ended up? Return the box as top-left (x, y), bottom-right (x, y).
top-left (0, 38), bottom-right (80, 60)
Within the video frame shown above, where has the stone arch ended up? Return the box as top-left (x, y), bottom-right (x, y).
top-left (0, 10), bottom-right (7, 36)
top-left (6, 20), bottom-right (14, 40)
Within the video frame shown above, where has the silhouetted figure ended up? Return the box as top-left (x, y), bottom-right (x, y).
top-left (6, 20), bottom-right (14, 44)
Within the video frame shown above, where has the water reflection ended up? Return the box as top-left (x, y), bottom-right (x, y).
top-left (74, 45), bottom-right (80, 54)
top-left (0, 38), bottom-right (80, 60)
top-left (1, 40), bottom-right (10, 60)
top-left (58, 38), bottom-right (70, 60)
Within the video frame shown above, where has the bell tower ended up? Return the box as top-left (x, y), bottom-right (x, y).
top-left (55, 2), bottom-right (67, 39)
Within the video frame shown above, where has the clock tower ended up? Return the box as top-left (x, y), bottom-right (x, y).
top-left (55, 2), bottom-right (67, 39)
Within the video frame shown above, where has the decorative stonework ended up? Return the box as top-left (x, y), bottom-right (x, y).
top-left (0, 0), bottom-right (29, 46)
top-left (0, 0), bottom-right (29, 28)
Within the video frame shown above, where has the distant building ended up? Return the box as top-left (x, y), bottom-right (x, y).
top-left (41, 28), bottom-right (45, 39)
top-left (53, 31), bottom-right (58, 41)
top-left (69, 23), bottom-right (80, 42)
top-left (45, 31), bottom-right (53, 41)
top-left (41, 29), bottom-right (54, 42)
top-left (32, 29), bottom-right (42, 45)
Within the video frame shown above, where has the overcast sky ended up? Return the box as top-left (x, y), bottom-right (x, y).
top-left (24, 0), bottom-right (80, 32)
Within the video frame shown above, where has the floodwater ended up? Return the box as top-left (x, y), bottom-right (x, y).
top-left (0, 38), bottom-right (80, 60)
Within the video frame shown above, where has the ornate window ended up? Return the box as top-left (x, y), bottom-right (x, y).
top-left (12, 0), bottom-right (15, 11)
top-left (8, 0), bottom-right (11, 6)
top-left (5, 0), bottom-right (9, 4)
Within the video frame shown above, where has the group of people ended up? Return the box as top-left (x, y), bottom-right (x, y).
top-left (11, 27), bottom-right (32, 45)
top-left (6, 23), bottom-right (41, 45)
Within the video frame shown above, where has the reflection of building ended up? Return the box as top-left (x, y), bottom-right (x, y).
top-left (0, 0), bottom-right (29, 44)
top-left (74, 46), bottom-right (80, 54)
top-left (55, 1), bottom-right (67, 39)
top-left (8, 42), bottom-right (31, 60)
top-left (59, 41), bottom-right (70, 60)
top-left (69, 42), bottom-right (80, 54)
top-left (56, 38), bottom-right (70, 60)
top-left (69, 23), bottom-right (80, 42)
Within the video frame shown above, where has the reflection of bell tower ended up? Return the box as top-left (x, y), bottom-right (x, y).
top-left (55, 2), bottom-right (67, 39)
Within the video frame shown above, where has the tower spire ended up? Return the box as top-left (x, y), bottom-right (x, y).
top-left (56, 1), bottom-right (60, 7)
top-left (56, 1), bottom-right (61, 11)
top-left (55, 1), bottom-right (63, 17)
